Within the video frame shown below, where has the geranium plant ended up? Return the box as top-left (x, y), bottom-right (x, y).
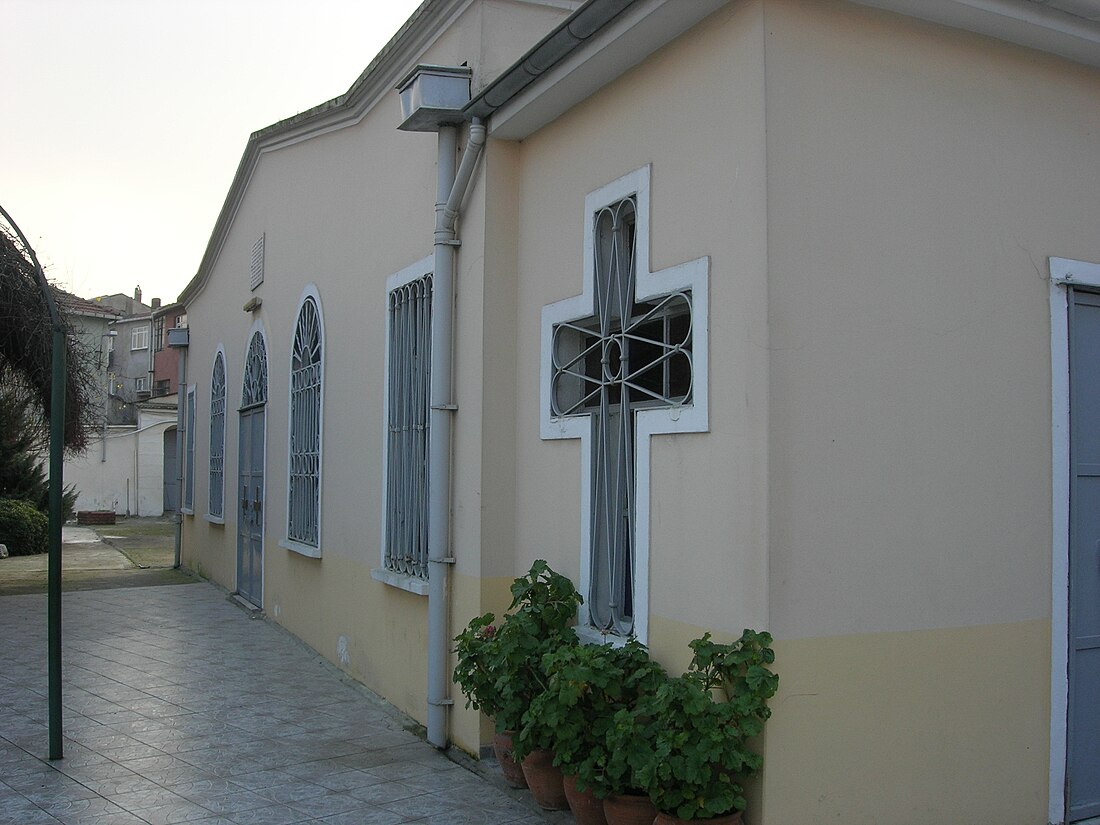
top-left (452, 612), bottom-right (505, 720)
top-left (517, 640), bottom-right (667, 794)
top-left (452, 560), bottom-right (582, 735)
top-left (641, 630), bottom-right (779, 821)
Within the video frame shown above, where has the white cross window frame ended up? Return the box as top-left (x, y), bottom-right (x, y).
top-left (540, 165), bottom-right (709, 644)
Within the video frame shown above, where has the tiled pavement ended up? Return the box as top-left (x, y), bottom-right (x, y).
top-left (0, 582), bottom-right (553, 825)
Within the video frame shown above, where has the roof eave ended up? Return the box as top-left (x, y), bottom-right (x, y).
top-left (179, 0), bottom-right (473, 307)
top-left (849, 0), bottom-right (1100, 68)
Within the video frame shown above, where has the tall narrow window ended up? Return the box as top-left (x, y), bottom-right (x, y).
top-left (287, 295), bottom-right (323, 550)
top-left (209, 352), bottom-right (226, 518)
top-left (183, 385), bottom-right (196, 513)
top-left (541, 166), bottom-right (709, 642)
top-left (384, 271), bottom-right (433, 579)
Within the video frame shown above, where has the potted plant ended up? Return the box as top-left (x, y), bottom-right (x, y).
top-left (453, 612), bottom-right (523, 785)
top-left (518, 640), bottom-right (667, 825)
top-left (600, 687), bottom-right (665, 825)
top-left (641, 630), bottom-right (779, 824)
top-left (453, 560), bottom-right (582, 797)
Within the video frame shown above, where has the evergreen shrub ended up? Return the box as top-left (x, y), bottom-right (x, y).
top-left (0, 497), bottom-right (48, 555)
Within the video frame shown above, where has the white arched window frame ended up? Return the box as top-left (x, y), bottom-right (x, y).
top-left (282, 286), bottom-right (324, 558)
top-left (206, 347), bottom-right (227, 523)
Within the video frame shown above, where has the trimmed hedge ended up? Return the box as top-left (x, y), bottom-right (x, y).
top-left (0, 498), bottom-right (48, 556)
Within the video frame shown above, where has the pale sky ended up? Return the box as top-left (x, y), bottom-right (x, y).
top-left (3, 0), bottom-right (424, 306)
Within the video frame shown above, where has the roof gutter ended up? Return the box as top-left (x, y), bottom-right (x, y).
top-left (464, 0), bottom-right (634, 121)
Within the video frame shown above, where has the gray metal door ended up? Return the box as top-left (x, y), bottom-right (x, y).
top-left (236, 407), bottom-right (265, 606)
top-left (236, 330), bottom-right (268, 608)
top-left (162, 428), bottom-right (178, 513)
top-left (1068, 288), bottom-right (1100, 822)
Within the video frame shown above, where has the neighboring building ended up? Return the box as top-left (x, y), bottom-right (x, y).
top-left (61, 396), bottom-right (178, 516)
top-left (55, 289), bottom-right (122, 427)
top-left (93, 284), bottom-right (149, 317)
top-left (54, 286), bottom-right (180, 515)
top-left (177, 2), bottom-right (1100, 823)
top-left (151, 301), bottom-right (186, 398)
top-left (97, 287), bottom-right (156, 425)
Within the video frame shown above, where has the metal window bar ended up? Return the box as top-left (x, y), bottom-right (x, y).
top-left (209, 354), bottom-right (226, 517)
top-left (184, 390), bottom-right (196, 511)
top-left (385, 275), bottom-right (432, 579)
top-left (549, 196), bottom-right (694, 637)
top-left (241, 332), bottom-right (268, 409)
top-left (288, 299), bottom-right (322, 547)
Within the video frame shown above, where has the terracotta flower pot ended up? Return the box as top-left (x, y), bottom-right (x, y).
top-left (564, 773), bottom-right (609, 825)
top-left (492, 730), bottom-right (528, 788)
top-left (653, 812), bottom-right (743, 825)
top-left (603, 792), bottom-right (658, 825)
top-left (521, 748), bottom-right (569, 810)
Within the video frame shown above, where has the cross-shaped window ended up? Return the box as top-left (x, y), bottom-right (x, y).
top-left (541, 166), bottom-right (709, 642)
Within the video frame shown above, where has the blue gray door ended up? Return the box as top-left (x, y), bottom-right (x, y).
top-left (162, 428), bottom-right (178, 513)
top-left (1068, 287), bottom-right (1100, 822)
top-left (236, 331), bottom-right (268, 607)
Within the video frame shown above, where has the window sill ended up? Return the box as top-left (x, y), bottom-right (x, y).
top-left (280, 538), bottom-right (321, 559)
top-left (181, 507), bottom-right (194, 517)
top-left (371, 567), bottom-right (428, 596)
top-left (574, 624), bottom-right (628, 647)
top-left (203, 514), bottom-right (225, 525)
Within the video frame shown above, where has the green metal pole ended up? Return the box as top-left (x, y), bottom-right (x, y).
top-left (48, 330), bottom-right (65, 760)
top-left (1, 203), bottom-right (67, 761)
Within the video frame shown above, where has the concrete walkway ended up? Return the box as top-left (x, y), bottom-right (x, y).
top-left (1, 527), bottom-right (132, 574)
top-left (0, 583), bottom-right (551, 825)
top-left (0, 524), bottom-right (193, 597)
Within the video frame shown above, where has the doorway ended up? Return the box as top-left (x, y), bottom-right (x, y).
top-left (1067, 287), bottom-right (1100, 822)
top-left (162, 428), bottom-right (177, 513)
top-left (236, 330), bottom-right (268, 607)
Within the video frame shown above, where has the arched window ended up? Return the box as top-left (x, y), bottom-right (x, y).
top-left (242, 332), bottom-right (268, 408)
top-left (208, 351), bottom-right (226, 518)
top-left (287, 294), bottom-right (323, 551)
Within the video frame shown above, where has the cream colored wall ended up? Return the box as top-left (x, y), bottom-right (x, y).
top-left (510, 1), bottom-right (771, 665)
top-left (759, 1), bottom-right (1100, 822)
top-left (181, 0), bottom-right (574, 730)
top-left (760, 620), bottom-right (1052, 825)
top-left (765, 0), bottom-right (1100, 640)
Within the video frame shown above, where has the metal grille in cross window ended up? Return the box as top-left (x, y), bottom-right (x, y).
top-left (550, 196), bottom-right (694, 636)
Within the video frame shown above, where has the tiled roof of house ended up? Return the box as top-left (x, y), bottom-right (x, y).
top-left (54, 289), bottom-right (124, 319)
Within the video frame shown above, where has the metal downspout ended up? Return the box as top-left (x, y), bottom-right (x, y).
top-left (173, 347), bottom-right (186, 568)
top-left (427, 118), bottom-right (486, 749)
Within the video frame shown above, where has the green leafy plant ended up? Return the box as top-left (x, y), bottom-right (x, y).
top-left (453, 612), bottom-right (505, 720)
top-left (518, 640), bottom-right (667, 796)
top-left (453, 560), bottom-right (582, 736)
top-left (0, 390), bottom-right (79, 520)
top-left (642, 630), bottom-right (779, 820)
top-left (0, 497), bottom-right (48, 555)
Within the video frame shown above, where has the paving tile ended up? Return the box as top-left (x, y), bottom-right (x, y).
top-left (220, 769), bottom-right (297, 791)
top-left (125, 800), bottom-right (217, 825)
top-left (223, 806), bottom-right (313, 825)
top-left (106, 786), bottom-right (194, 811)
top-left (316, 809), bottom-right (405, 825)
top-left (284, 791), bottom-right (367, 818)
top-left (43, 796), bottom-right (129, 824)
top-left (0, 584), bottom-right (557, 825)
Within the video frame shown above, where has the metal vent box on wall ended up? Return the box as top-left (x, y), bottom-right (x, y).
top-left (396, 65), bottom-right (472, 132)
